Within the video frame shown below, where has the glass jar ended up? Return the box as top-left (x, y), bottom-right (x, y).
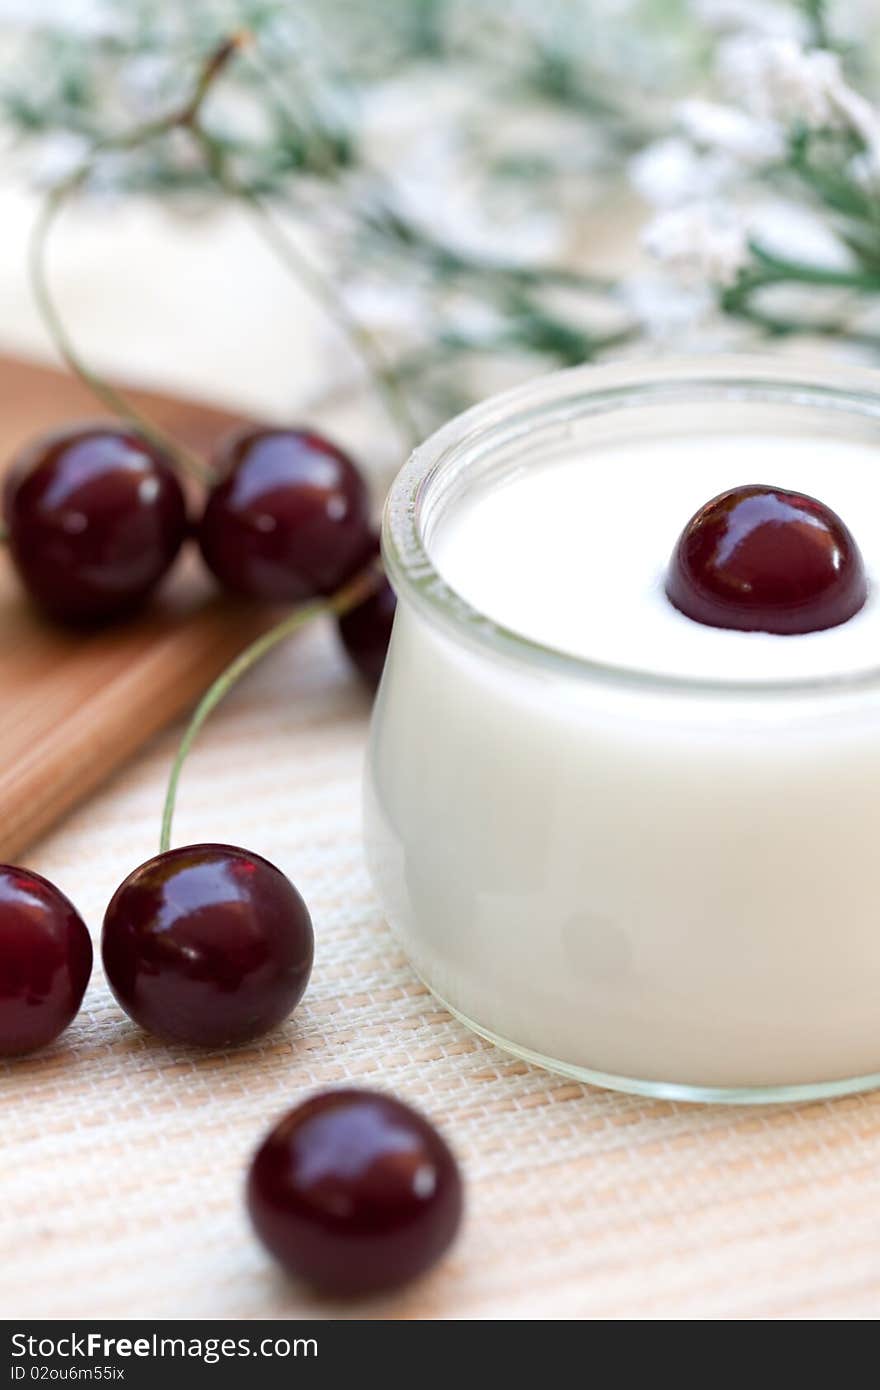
top-left (365, 356), bottom-right (880, 1103)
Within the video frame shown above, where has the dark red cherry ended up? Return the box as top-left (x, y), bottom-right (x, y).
top-left (3, 424), bottom-right (188, 625)
top-left (0, 865), bottom-right (92, 1055)
top-left (247, 1089), bottom-right (463, 1296)
top-left (101, 844), bottom-right (313, 1048)
top-left (338, 574), bottom-right (396, 690)
top-left (665, 483), bottom-right (868, 634)
top-left (337, 537), bottom-right (396, 690)
top-left (199, 427), bottom-right (371, 602)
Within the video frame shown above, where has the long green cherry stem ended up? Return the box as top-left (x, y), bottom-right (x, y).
top-left (27, 36), bottom-right (249, 485)
top-left (191, 127), bottom-right (421, 454)
top-left (159, 562), bottom-right (381, 854)
top-left (29, 191), bottom-right (209, 482)
top-left (31, 28), bottom-right (422, 477)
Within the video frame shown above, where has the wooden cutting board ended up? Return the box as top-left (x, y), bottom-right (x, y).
top-left (0, 353), bottom-right (280, 861)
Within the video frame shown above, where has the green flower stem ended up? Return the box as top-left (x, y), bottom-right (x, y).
top-left (802, 0), bottom-right (831, 49)
top-left (158, 562), bottom-right (381, 855)
top-left (748, 241), bottom-right (880, 291)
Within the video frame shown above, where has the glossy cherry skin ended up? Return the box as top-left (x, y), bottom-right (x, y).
top-left (199, 427), bottom-right (371, 602)
top-left (338, 574), bottom-right (396, 690)
top-left (338, 538), bottom-right (396, 690)
top-left (0, 865), bottom-right (92, 1055)
top-left (247, 1089), bottom-right (463, 1296)
top-left (101, 844), bottom-right (313, 1048)
top-left (4, 425), bottom-right (188, 625)
top-left (665, 483), bottom-right (868, 634)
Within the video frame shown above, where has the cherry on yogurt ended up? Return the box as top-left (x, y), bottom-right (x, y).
top-left (665, 483), bottom-right (868, 635)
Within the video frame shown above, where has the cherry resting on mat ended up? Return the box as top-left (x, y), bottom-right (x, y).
top-left (3, 424), bottom-right (188, 625)
top-left (247, 1088), bottom-right (463, 1295)
top-left (102, 844), bottom-right (313, 1048)
top-left (0, 865), bottom-right (92, 1055)
top-left (665, 483), bottom-right (868, 634)
top-left (199, 426), bottom-right (371, 602)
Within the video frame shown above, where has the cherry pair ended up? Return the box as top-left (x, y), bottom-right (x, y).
top-left (0, 847), bottom-right (311, 1056)
top-left (2, 422), bottom-right (395, 688)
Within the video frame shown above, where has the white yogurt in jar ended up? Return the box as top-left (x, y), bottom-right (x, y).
top-left (365, 361), bottom-right (880, 1099)
top-left (433, 433), bottom-right (880, 684)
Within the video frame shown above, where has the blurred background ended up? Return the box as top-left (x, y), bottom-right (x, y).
top-left (3, 1), bottom-right (880, 469)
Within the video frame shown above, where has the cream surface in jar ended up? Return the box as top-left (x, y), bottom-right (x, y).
top-left (365, 359), bottom-right (880, 1102)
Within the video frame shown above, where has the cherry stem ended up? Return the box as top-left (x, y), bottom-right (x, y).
top-left (192, 128), bottom-right (421, 454)
top-left (27, 35), bottom-right (249, 485)
top-left (30, 29), bottom-right (420, 480)
top-left (159, 562), bottom-right (381, 854)
top-left (29, 197), bottom-right (208, 482)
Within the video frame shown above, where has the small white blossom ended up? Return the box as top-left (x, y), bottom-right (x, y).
top-left (629, 137), bottom-right (731, 207)
top-left (748, 199), bottom-right (856, 271)
top-left (618, 274), bottom-right (716, 340)
top-left (3, 0), bottom-right (109, 36)
top-left (676, 99), bottom-right (785, 164)
top-left (29, 130), bottom-right (91, 187)
top-left (343, 279), bottom-right (432, 354)
top-left (642, 203), bottom-right (748, 286)
top-left (120, 54), bottom-right (180, 119)
top-left (387, 131), bottom-right (565, 267)
top-left (828, 82), bottom-right (880, 156)
top-left (691, 0), bottom-right (807, 41)
top-left (719, 37), bottom-right (858, 131)
top-left (849, 147), bottom-right (880, 191)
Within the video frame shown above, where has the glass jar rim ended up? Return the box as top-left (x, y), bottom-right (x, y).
top-left (381, 354), bottom-right (880, 699)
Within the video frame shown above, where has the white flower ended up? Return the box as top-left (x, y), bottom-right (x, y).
top-left (120, 54), bottom-right (180, 119)
top-left (691, 0), bottom-right (807, 41)
top-left (642, 203), bottom-right (748, 286)
top-left (719, 37), bottom-right (858, 131)
top-left (747, 199), bottom-right (856, 271)
top-left (3, 0), bottom-right (109, 36)
top-left (342, 279), bottom-right (432, 354)
top-left (850, 146), bottom-right (880, 191)
top-left (361, 72), bottom-right (566, 267)
top-left (675, 99), bottom-right (785, 164)
top-left (828, 82), bottom-right (880, 155)
top-left (629, 137), bottom-right (732, 208)
top-left (386, 130), bottom-right (565, 267)
top-left (29, 130), bottom-right (91, 187)
top-left (717, 35), bottom-right (880, 181)
top-left (618, 274), bottom-right (716, 339)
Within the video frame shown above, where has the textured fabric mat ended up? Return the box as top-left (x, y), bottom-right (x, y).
top-left (3, 620), bottom-right (880, 1321)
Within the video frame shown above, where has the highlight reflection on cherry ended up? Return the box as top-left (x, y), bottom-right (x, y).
top-left (199, 427), bottom-right (371, 602)
top-left (247, 1089), bottom-right (463, 1296)
top-left (0, 865), bottom-right (93, 1055)
top-left (102, 844), bottom-right (313, 1048)
top-left (665, 483), bottom-right (868, 635)
top-left (338, 537), bottom-right (396, 690)
top-left (4, 424), bottom-right (188, 625)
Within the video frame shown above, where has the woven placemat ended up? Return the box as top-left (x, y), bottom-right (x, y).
top-left (2, 617), bottom-right (879, 1320)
